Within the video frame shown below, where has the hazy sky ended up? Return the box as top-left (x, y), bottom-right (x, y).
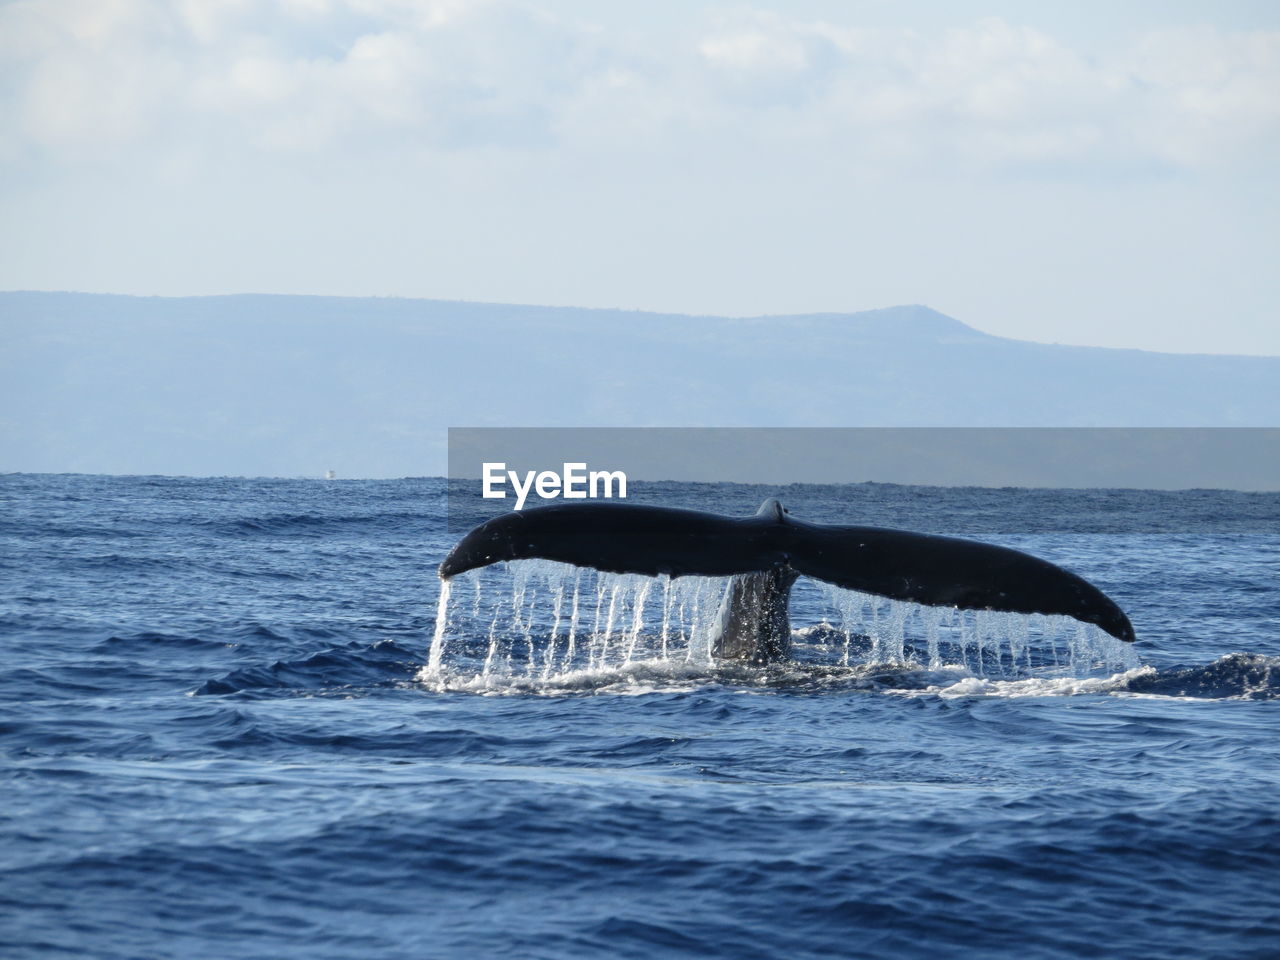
top-left (2, 0), bottom-right (1277, 354)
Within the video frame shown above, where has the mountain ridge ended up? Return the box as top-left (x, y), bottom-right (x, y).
top-left (4, 291), bottom-right (1272, 359)
top-left (2, 292), bottom-right (1277, 476)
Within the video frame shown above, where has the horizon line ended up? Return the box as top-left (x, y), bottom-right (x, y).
top-left (3, 470), bottom-right (1277, 494)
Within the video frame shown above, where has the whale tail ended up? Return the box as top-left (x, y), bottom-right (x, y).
top-left (439, 498), bottom-right (1136, 658)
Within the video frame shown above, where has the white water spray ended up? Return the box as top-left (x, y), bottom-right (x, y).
top-left (418, 560), bottom-right (1139, 693)
top-left (424, 577), bottom-right (452, 679)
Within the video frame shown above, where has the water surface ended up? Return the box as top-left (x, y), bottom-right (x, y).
top-left (2, 475), bottom-right (1278, 959)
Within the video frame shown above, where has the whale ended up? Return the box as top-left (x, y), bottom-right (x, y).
top-left (439, 498), bottom-right (1135, 663)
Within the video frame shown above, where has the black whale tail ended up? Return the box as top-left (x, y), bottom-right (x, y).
top-left (439, 498), bottom-right (1135, 644)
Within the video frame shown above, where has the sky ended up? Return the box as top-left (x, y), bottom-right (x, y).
top-left (1, 0), bottom-right (1277, 355)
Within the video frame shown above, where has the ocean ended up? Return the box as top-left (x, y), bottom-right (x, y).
top-left (2, 473), bottom-right (1278, 959)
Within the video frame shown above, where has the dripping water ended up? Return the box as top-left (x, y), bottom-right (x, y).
top-left (418, 560), bottom-right (1139, 692)
top-left (424, 576), bottom-right (452, 678)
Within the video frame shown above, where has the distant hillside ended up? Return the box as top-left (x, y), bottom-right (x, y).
top-left (2, 292), bottom-right (1278, 477)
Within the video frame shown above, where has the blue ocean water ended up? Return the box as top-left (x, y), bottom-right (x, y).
top-left (2, 473), bottom-right (1279, 959)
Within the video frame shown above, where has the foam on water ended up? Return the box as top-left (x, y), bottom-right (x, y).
top-left (899, 665), bottom-right (1155, 698)
top-left (418, 559), bottom-right (1140, 694)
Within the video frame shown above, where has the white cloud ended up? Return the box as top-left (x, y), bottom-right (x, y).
top-left (1128, 25), bottom-right (1280, 167)
top-left (0, 1), bottom-right (1276, 172)
top-left (699, 17), bottom-right (812, 73)
top-left (680, 13), bottom-right (1280, 175)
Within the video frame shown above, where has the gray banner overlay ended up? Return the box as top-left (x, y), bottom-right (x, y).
top-left (446, 427), bottom-right (1280, 533)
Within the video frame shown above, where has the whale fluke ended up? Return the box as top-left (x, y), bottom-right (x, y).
top-left (439, 499), bottom-right (1136, 659)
